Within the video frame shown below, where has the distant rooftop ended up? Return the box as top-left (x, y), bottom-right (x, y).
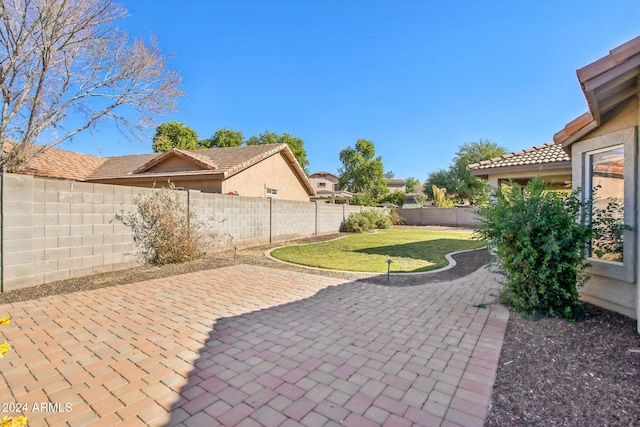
top-left (467, 143), bottom-right (570, 176)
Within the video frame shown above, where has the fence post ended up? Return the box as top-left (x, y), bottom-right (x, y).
top-left (269, 197), bottom-right (273, 243)
top-left (315, 200), bottom-right (318, 236)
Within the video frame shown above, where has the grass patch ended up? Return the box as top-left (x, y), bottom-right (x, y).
top-left (270, 229), bottom-right (486, 273)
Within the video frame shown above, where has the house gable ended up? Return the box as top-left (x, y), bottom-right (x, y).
top-left (131, 149), bottom-right (218, 174)
top-left (223, 150), bottom-right (312, 201)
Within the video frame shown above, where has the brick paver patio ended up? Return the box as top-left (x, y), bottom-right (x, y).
top-left (0, 264), bottom-right (507, 426)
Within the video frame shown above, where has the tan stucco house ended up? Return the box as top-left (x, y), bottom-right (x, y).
top-left (467, 142), bottom-right (572, 190)
top-left (4, 143), bottom-right (315, 202)
top-left (386, 178), bottom-right (407, 193)
top-left (308, 171), bottom-right (353, 203)
top-left (554, 35), bottom-right (640, 328)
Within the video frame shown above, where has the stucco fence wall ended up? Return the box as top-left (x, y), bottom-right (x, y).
top-left (0, 173), bottom-right (384, 292)
top-left (395, 207), bottom-right (481, 228)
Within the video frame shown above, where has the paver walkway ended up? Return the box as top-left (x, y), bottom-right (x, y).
top-left (0, 264), bottom-right (508, 427)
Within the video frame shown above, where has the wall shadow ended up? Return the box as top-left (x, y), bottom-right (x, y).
top-left (164, 248), bottom-right (492, 426)
top-left (164, 281), bottom-right (370, 426)
top-left (354, 238), bottom-right (485, 272)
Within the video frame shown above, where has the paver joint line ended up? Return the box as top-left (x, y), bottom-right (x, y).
top-left (0, 264), bottom-right (507, 426)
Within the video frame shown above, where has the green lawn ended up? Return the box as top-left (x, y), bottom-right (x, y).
top-left (270, 229), bottom-right (486, 273)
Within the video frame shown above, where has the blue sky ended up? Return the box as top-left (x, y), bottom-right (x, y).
top-left (60, 0), bottom-right (640, 182)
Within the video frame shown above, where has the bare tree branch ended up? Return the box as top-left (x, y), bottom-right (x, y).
top-left (0, 0), bottom-right (184, 171)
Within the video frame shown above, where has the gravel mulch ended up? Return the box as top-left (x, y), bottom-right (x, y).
top-left (485, 302), bottom-right (640, 427)
top-left (1, 231), bottom-right (639, 426)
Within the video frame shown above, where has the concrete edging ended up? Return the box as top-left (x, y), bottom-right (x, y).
top-left (265, 234), bottom-right (487, 276)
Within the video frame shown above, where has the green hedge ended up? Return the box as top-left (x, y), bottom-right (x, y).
top-left (343, 210), bottom-right (392, 233)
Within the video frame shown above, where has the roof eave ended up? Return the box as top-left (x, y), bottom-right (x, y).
top-left (469, 161), bottom-right (572, 177)
top-left (556, 36), bottom-right (640, 149)
top-left (277, 145), bottom-right (316, 197)
top-left (87, 170), bottom-right (226, 183)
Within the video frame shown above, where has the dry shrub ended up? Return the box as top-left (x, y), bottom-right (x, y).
top-left (116, 185), bottom-right (203, 265)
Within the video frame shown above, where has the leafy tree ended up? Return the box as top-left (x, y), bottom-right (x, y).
top-left (405, 177), bottom-right (421, 193)
top-left (200, 128), bottom-right (244, 148)
top-left (426, 139), bottom-right (506, 205)
top-left (384, 171), bottom-right (395, 178)
top-left (246, 130), bottom-right (281, 146)
top-left (246, 130), bottom-right (310, 175)
top-left (0, 0), bottom-right (183, 172)
top-left (380, 190), bottom-right (406, 207)
top-left (338, 139), bottom-right (388, 205)
top-left (152, 121), bottom-right (198, 152)
top-left (413, 193), bottom-right (429, 207)
top-left (424, 168), bottom-right (456, 199)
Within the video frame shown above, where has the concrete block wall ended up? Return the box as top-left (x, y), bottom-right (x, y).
top-left (0, 174), bottom-right (388, 291)
top-left (271, 199), bottom-right (316, 242)
top-left (396, 207), bottom-right (480, 227)
top-left (189, 191), bottom-right (271, 249)
top-left (1, 174), bottom-right (148, 291)
top-left (316, 203), bottom-right (348, 234)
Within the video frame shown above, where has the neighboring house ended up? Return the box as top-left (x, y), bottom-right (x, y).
top-left (309, 171), bottom-right (353, 204)
top-left (404, 184), bottom-right (427, 208)
top-left (554, 35), bottom-right (640, 327)
top-left (2, 142), bottom-right (107, 180)
top-left (467, 143), bottom-right (572, 190)
top-left (3, 143), bottom-right (315, 202)
top-left (386, 178), bottom-right (406, 193)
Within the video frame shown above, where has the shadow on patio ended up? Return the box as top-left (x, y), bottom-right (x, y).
top-left (165, 263), bottom-right (506, 427)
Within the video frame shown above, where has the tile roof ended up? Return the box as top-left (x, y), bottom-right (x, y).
top-left (2, 142), bottom-right (314, 196)
top-left (555, 35), bottom-right (640, 147)
top-left (310, 171), bottom-right (339, 180)
top-left (467, 143), bottom-right (570, 174)
top-left (386, 178), bottom-right (407, 186)
top-left (89, 143), bottom-right (293, 180)
top-left (3, 142), bottom-right (106, 181)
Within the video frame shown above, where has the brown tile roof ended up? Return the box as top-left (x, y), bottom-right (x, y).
top-left (467, 143), bottom-right (570, 175)
top-left (555, 35), bottom-right (640, 147)
top-left (310, 171), bottom-right (339, 180)
top-left (386, 178), bottom-right (407, 186)
top-left (2, 142), bottom-right (106, 180)
top-left (90, 143), bottom-right (293, 180)
top-left (4, 142), bottom-right (315, 196)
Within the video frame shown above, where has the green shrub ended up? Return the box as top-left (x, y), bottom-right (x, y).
top-left (343, 210), bottom-right (391, 233)
top-left (475, 176), bottom-right (630, 321)
top-left (365, 209), bottom-right (392, 229)
top-left (115, 184), bottom-right (203, 265)
top-left (390, 209), bottom-right (406, 225)
top-left (343, 212), bottom-right (371, 233)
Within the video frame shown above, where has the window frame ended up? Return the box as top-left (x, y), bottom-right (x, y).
top-left (584, 144), bottom-right (625, 263)
top-left (572, 127), bottom-right (636, 283)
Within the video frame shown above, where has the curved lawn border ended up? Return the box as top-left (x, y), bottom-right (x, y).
top-left (265, 234), bottom-right (487, 276)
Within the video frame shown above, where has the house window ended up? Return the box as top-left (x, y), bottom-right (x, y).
top-left (318, 182), bottom-right (326, 188)
top-left (266, 188), bottom-right (278, 196)
top-left (585, 145), bottom-right (625, 263)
